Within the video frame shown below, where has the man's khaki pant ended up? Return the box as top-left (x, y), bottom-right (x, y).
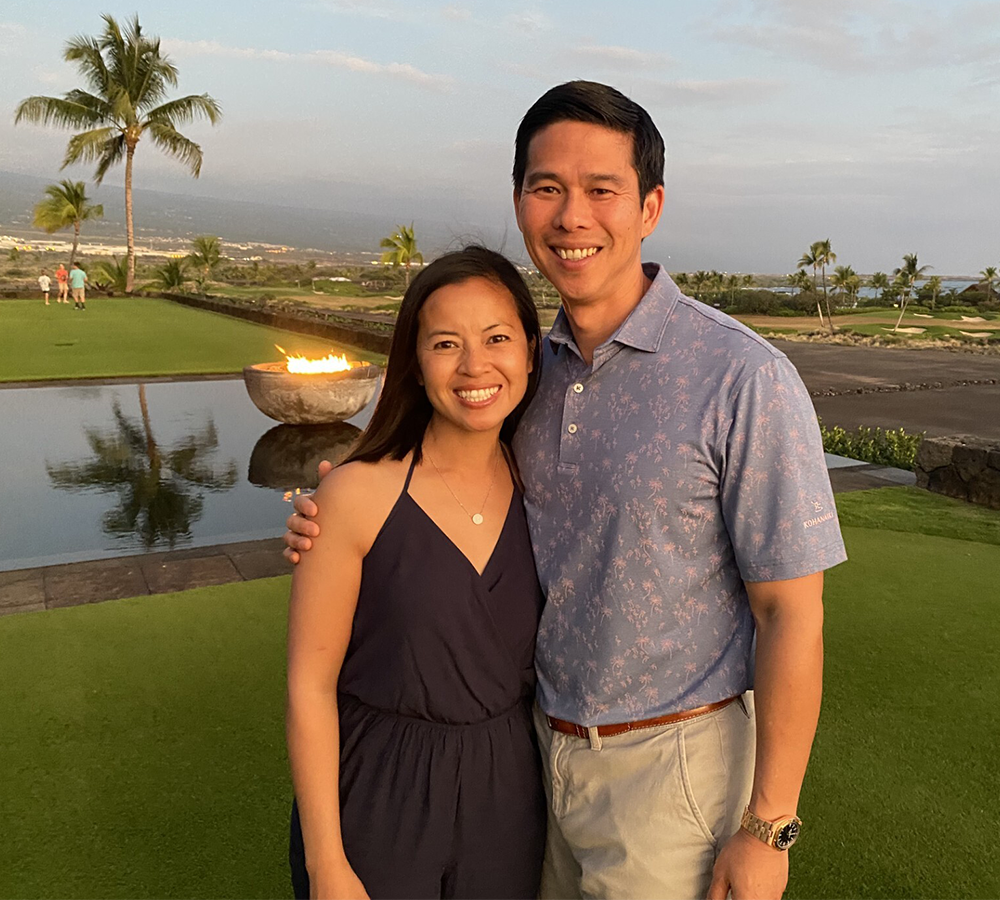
top-left (534, 695), bottom-right (756, 900)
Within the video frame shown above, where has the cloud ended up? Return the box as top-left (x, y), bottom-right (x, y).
top-left (34, 68), bottom-right (62, 85)
top-left (504, 10), bottom-right (552, 33)
top-left (300, 0), bottom-right (397, 18)
top-left (707, 0), bottom-right (1000, 75)
top-left (0, 21), bottom-right (26, 53)
top-left (643, 77), bottom-right (784, 106)
top-left (441, 5), bottom-right (472, 21)
top-left (566, 44), bottom-right (674, 72)
top-left (163, 39), bottom-right (454, 91)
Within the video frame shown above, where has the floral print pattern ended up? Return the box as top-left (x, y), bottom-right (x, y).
top-left (513, 265), bottom-right (847, 726)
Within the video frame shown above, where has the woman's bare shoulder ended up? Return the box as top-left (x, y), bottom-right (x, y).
top-left (311, 457), bottom-right (411, 552)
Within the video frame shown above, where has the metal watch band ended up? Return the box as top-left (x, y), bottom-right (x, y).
top-left (740, 807), bottom-right (773, 844)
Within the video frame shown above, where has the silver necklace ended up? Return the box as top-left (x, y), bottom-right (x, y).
top-left (425, 447), bottom-right (501, 526)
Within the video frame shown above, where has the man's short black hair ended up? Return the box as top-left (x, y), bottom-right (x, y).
top-left (512, 80), bottom-right (665, 201)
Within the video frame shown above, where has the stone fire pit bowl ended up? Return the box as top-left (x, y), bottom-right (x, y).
top-left (243, 362), bottom-right (382, 425)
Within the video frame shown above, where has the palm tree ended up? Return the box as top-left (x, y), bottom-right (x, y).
top-left (813, 239), bottom-right (837, 329)
top-left (187, 235), bottom-right (222, 288)
top-left (14, 14), bottom-right (221, 294)
top-left (691, 270), bottom-right (710, 302)
top-left (869, 271), bottom-right (889, 306)
top-left (980, 266), bottom-right (998, 300)
top-left (92, 255), bottom-right (130, 294)
top-left (32, 179), bottom-right (103, 267)
top-left (796, 245), bottom-right (827, 329)
top-left (673, 272), bottom-right (690, 291)
top-left (830, 265), bottom-right (856, 304)
top-left (725, 273), bottom-right (741, 304)
top-left (924, 275), bottom-right (943, 309)
top-left (709, 270), bottom-right (724, 304)
top-left (146, 258), bottom-right (189, 291)
top-left (787, 270), bottom-right (812, 293)
top-left (47, 386), bottom-right (238, 550)
top-left (892, 253), bottom-right (931, 332)
top-left (379, 223), bottom-right (423, 288)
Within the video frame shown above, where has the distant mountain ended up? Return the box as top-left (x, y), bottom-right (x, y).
top-left (0, 170), bottom-right (516, 260)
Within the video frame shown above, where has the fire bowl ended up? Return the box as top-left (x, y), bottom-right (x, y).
top-left (243, 362), bottom-right (381, 425)
top-left (249, 423), bottom-right (362, 490)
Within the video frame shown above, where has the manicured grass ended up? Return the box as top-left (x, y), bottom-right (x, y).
top-left (0, 577), bottom-right (292, 899)
top-left (790, 525), bottom-right (1000, 899)
top-left (837, 486), bottom-right (1000, 546)
top-left (0, 297), bottom-right (385, 382)
top-left (1, 490), bottom-right (998, 898)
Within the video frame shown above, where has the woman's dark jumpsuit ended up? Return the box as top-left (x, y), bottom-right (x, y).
top-left (290, 454), bottom-right (546, 899)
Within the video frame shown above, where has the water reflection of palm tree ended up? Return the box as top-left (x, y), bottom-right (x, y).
top-left (47, 384), bottom-right (238, 549)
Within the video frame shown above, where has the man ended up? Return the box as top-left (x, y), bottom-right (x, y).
top-left (69, 262), bottom-right (88, 310)
top-left (55, 263), bottom-right (69, 303)
top-left (284, 81), bottom-right (846, 900)
top-left (38, 270), bottom-right (51, 305)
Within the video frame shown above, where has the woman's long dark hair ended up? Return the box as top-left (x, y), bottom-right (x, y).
top-left (343, 245), bottom-right (542, 465)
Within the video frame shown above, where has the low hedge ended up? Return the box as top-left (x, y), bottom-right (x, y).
top-left (819, 420), bottom-right (925, 471)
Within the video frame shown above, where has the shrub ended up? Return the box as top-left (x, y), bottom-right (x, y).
top-left (819, 420), bottom-right (924, 471)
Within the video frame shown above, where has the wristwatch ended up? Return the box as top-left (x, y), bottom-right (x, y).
top-left (740, 806), bottom-right (802, 851)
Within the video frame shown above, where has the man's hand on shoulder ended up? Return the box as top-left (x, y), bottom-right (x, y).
top-left (283, 460), bottom-right (334, 564)
top-left (707, 828), bottom-right (789, 900)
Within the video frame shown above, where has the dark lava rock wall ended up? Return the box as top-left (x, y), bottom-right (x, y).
top-left (915, 435), bottom-right (1000, 510)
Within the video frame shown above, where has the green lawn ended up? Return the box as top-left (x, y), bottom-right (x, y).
top-left (0, 297), bottom-right (385, 382)
top-left (1, 489), bottom-right (998, 898)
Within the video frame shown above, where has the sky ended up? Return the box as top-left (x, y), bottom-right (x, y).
top-left (1, 0), bottom-right (999, 274)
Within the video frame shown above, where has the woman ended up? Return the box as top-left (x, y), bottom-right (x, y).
top-left (286, 246), bottom-right (546, 900)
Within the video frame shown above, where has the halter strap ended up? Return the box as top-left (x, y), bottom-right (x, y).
top-left (401, 450), bottom-right (420, 493)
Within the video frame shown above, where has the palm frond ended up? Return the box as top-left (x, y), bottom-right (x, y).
top-left (14, 94), bottom-right (106, 129)
top-left (145, 122), bottom-right (204, 176)
top-left (63, 36), bottom-right (111, 97)
top-left (63, 126), bottom-right (120, 167)
top-left (146, 94), bottom-right (222, 127)
top-left (62, 89), bottom-right (113, 118)
top-left (92, 133), bottom-right (128, 183)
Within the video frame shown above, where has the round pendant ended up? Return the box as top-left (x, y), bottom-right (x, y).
top-left (472, 513), bottom-right (484, 525)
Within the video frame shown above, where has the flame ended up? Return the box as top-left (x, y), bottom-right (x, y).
top-left (275, 345), bottom-right (356, 374)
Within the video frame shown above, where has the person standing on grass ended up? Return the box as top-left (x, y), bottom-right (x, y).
top-left (55, 263), bottom-right (69, 303)
top-left (38, 270), bottom-right (51, 305)
top-left (285, 81), bottom-right (847, 900)
top-left (287, 247), bottom-right (546, 900)
top-left (69, 262), bottom-right (87, 309)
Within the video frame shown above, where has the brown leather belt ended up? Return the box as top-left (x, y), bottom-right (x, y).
top-left (546, 695), bottom-right (739, 739)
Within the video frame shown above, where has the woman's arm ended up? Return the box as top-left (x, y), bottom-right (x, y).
top-left (286, 465), bottom-right (373, 899)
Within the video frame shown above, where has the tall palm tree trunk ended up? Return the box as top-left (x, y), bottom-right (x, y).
top-left (893, 288), bottom-right (910, 332)
top-left (138, 384), bottom-right (161, 469)
top-left (125, 145), bottom-right (136, 294)
top-left (70, 221), bottom-right (80, 268)
top-left (812, 265), bottom-right (825, 329)
top-left (821, 266), bottom-right (834, 333)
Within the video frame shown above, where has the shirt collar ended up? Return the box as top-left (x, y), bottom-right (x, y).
top-left (547, 263), bottom-right (681, 356)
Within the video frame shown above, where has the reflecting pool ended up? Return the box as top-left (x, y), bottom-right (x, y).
top-left (0, 378), bottom-right (377, 571)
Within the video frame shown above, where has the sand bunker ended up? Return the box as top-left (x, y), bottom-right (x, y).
top-left (884, 326), bottom-right (927, 334)
top-left (960, 316), bottom-right (987, 322)
top-left (913, 313), bottom-right (934, 318)
top-left (960, 331), bottom-right (991, 338)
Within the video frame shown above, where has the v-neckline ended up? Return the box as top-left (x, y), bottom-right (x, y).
top-left (404, 489), bottom-right (516, 578)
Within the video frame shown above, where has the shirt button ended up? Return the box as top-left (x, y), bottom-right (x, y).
top-left (572, 383), bottom-right (584, 393)
top-left (567, 423), bottom-right (578, 435)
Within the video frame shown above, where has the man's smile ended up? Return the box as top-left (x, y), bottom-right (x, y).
top-left (552, 246), bottom-right (602, 261)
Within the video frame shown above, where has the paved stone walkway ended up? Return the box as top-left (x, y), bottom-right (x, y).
top-left (0, 538), bottom-right (287, 618)
top-left (0, 462), bottom-right (914, 618)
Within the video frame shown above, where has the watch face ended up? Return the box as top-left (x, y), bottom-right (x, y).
top-left (775, 819), bottom-right (801, 850)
